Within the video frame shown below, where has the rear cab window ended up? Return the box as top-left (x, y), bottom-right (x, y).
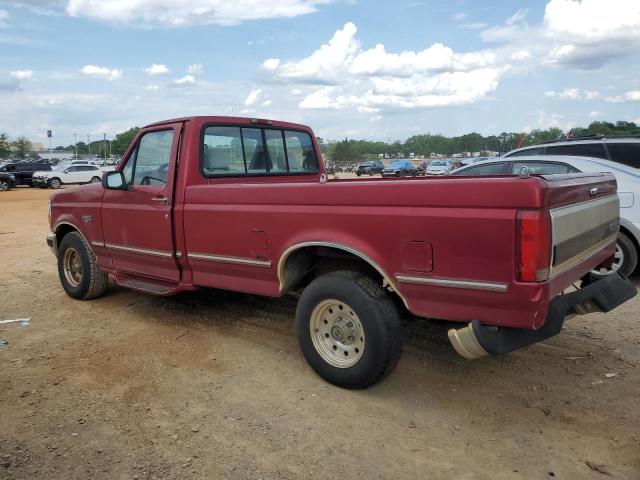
top-left (455, 162), bottom-right (507, 176)
top-left (201, 124), bottom-right (319, 177)
top-left (510, 162), bottom-right (578, 175)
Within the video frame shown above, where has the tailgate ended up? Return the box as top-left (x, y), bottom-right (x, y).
top-left (542, 173), bottom-right (619, 278)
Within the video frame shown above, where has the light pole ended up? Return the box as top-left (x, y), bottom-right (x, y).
top-left (103, 133), bottom-right (107, 160)
top-left (87, 134), bottom-right (91, 156)
top-left (73, 133), bottom-right (78, 159)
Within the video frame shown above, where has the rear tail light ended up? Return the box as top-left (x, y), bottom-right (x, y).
top-left (517, 210), bottom-right (551, 282)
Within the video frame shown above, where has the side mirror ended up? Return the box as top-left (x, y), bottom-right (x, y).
top-left (103, 171), bottom-right (127, 190)
top-left (63, 169), bottom-right (70, 174)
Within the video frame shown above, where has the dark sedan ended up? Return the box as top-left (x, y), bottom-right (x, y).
top-left (356, 160), bottom-right (385, 176)
top-left (381, 160), bottom-right (417, 177)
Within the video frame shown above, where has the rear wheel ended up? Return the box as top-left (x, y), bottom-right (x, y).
top-left (590, 232), bottom-right (638, 279)
top-left (57, 232), bottom-right (108, 300)
top-left (296, 270), bottom-right (403, 389)
top-left (49, 177), bottom-right (61, 189)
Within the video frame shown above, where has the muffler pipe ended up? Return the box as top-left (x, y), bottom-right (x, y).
top-left (448, 323), bottom-right (489, 360)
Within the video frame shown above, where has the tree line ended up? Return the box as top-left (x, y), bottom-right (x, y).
top-left (2, 120), bottom-right (638, 163)
top-left (323, 121), bottom-right (640, 164)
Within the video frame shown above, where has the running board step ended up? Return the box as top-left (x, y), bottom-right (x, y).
top-left (115, 274), bottom-right (181, 296)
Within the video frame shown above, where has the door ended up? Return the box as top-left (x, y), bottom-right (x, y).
top-left (101, 124), bottom-right (182, 281)
top-left (60, 166), bottom-right (84, 184)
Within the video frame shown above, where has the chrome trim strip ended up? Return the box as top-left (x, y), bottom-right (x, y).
top-left (187, 252), bottom-right (272, 267)
top-left (104, 243), bottom-right (174, 258)
top-left (276, 241), bottom-right (409, 309)
top-left (175, 251), bottom-right (182, 259)
top-left (91, 241), bottom-right (105, 248)
top-left (396, 274), bottom-right (508, 293)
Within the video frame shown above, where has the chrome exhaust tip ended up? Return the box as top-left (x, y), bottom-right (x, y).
top-left (448, 323), bottom-right (489, 360)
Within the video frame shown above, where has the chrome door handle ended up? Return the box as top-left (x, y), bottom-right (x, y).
top-left (151, 196), bottom-right (169, 205)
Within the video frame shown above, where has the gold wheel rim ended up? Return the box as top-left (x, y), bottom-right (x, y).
top-left (63, 247), bottom-right (82, 287)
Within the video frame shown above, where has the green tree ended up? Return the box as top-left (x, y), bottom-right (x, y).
top-left (12, 136), bottom-right (32, 160)
top-left (111, 127), bottom-right (140, 156)
top-left (330, 139), bottom-right (360, 164)
top-left (0, 132), bottom-right (11, 159)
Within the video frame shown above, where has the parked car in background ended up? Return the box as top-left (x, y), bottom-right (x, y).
top-left (381, 159), bottom-right (417, 177)
top-left (504, 137), bottom-right (640, 170)
top-left (452, 155), bottom-right (640, 278)
top-left (0, 172), bottom-right (16, 191)
top-left (356, 160), bottom-right (385, 176)
top-left (0, 161), bottom-right (52, 186)
top-left (33, 165), bottom-right (105, 189)
top-left (425, 160), bottom-right (450, 175)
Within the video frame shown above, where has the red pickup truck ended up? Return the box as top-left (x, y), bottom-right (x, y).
top-left (47, 116), bottom-right (636, 388)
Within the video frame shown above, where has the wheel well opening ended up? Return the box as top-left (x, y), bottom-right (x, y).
top-left (55, 224), bottom-right (77, 246)
top-left (620, 225), bottom-right (639, 251)
top-left (280, 245), bottom-right (406, 308)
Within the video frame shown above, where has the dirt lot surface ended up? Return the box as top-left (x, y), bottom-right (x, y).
top-left (1, 188), bottom-right (639, 480)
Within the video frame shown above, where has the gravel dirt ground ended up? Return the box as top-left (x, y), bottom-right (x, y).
top-left (1, 187), bottom-right (639, 480)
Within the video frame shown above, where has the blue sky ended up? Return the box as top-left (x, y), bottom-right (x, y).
top-left (0, 0), bottom-right (639, 146)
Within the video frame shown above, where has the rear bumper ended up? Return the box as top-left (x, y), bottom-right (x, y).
top-left (449, 273), bottom-right (637, 359)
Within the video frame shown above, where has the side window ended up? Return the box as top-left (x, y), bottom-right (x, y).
top-left (455, 162), bottom-right (506, 176)
top-left (133, 130), bottom-right (174, 186)
top-left (265, 129), bottom-right (287, 172)
top-left (243, 128), bottom-right (267, 174)
top-left (510, 162), bottom-right (576, 175)
top-left (545, 143), bottom-right (607, 159)
top-left (606, 143), bottom-right (640, 169)
top-left (285, 131), bottom-right (318, 172)
top-left (66, 166), bottom-right (79, 173)
top-left (506, 148), bottom-right (541, 157)
top-left (202, 126), bottom-right (245, 175)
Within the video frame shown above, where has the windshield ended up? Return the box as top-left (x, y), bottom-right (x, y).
top-left (389, 161), bottom-right (405, 167)
top-left (431, 161), bottom-right (447, 167)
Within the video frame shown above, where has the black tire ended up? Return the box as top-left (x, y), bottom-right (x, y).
top-left (0, 179), bottom-right (11, 191)
top-left (90, 176), bottom-right (101, 183)
top-left (296, 270), bottom-right (403, 389)
top-left (49, 177), bottom-right (61, 189)
top-left (57, 231), bottom-right (108, 300)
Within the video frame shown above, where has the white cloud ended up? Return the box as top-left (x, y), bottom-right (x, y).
top-left (0, 9), bottom-right (9, 27)
top-left (144, 84), bottom-right (160, 91)
top-left (81, 65), bottom-right (122, 80)
top-left (187, 63), bottom-right (203, 75)
top-left (144, 64), bottom-right (170, 75)
top-left (584, 90), bottom-right (600, 100)
top-left (589, 111), bottom-right (604, 117)
top-left (65, 0), bottom-right (332, 27)
top-left (265, 22), bottom-right (506, 112)
top-left (481, 1), bottom-right (640, 70)
top-left (171, 75), bottom-right (196, 87)
top-left (369, 115), bottom-right (382, 122)
top-left (9, 70), bottom-right (34, 79)
top-left (261, 99), bottom-right (272, 107)
top-left (452, 12), bottom-right (467, 21)
top-left (510, 50), bottom-right (531, 61)
top-left (624, 90), bottom-right (640, 101)
top-left (506, 9), bottom-right (528, 25)
top-left (264, 22), bottom-right (359, 83)
top-left (290, 88), bottom-right (303, 95)
top-left (244, 88), bottom-right (262, 106)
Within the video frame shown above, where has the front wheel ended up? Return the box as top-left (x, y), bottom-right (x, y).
top-left (296, 271), bottom-right (403, 389)
top-left (57, 231), bottom-right (108, 300)
top-left (0, 179), bottom-right (11, 191)
top-left (49, 177), bottom-right (61, 189)
top-left (90, 176), bottom-right (101, 183)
